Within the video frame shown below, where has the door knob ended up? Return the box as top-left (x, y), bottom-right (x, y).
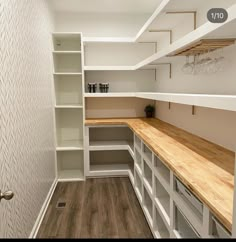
top-left (0, 190), bottom-right (14, 202)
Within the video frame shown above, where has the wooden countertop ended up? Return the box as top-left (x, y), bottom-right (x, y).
top-left (86, 118), bottom-right (235, 232)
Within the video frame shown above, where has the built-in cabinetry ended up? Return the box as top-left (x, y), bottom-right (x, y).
top-left (52, 33), bottom-right (85, 181)
top-left (85, 126), bottom-right (134, 180)
top-left (85, 123), bottom-right (232, 238)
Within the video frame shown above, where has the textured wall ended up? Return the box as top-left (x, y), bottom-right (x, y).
top-left (0, 0), bottom-right (56, 238)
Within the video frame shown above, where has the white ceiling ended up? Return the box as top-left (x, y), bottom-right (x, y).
top-left (48, 0), bottom-right (163, 14)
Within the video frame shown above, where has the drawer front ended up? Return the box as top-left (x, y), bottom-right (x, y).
top-left (176, 179), bottom-right (203, 215)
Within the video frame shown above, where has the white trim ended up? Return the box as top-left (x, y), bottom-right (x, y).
top-left (29, 179), bottom-right (58, 238)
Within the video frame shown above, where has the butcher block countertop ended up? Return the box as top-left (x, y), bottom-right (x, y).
top-left (86, 118), bottom-right (235, 232)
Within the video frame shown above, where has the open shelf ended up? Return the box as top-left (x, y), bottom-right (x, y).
top-left (143, 142), bottom-right (152, 166)
top-left (56, 109), bottom-right (84, 149)
top-left (57, 140), bottom-right (84, 151)
top-left (54, 73), bottom-right (83, 106)
top-left (155, 176), bottom-right (170, 226)
top-left (89, 126), bottom-right (133, 144)
top-left (54, 73), bottom-right (83, 76)
top-left (53, 33), bottom-right (81, 51)
top-left (57, 150), bottom-right (84, 181)
top-left (53, 53), bottom-right (82, 73)
top-left (174, 205), bottom-right (200, 238)
top-left (53, 51), bottom-right (81, 54)
top-left (84, 66), bottom-right (135, 71)
top-left (89, 150), bottom-right (133, 176)
top-left (143, 160), bottom-right (153, 194)
top-left (88, 126), bottom-right (134, 155)
top-left (84, 93), bottom-right (136, 98)
top-left (154, 155), bottom-right (170, 189)
top-left (154, 206), bottom-right (170, 238)
top-left (143, 186), bottom-right (154, 227)
top-left (136, 3), bottom-right (236, 68)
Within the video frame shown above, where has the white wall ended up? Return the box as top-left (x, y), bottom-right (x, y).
top-left (0, 0), bottom-right (56, 238)
top-left (85, 70), bottom-right (155, 93)
top-left (156, 101), bottom-right (236, 152)
top-left (86, 98), bottom-right (153, 119)
top-left (54, 12), bottom-right (149, 37)
top-left (85, 43), bottom-right (155, 66)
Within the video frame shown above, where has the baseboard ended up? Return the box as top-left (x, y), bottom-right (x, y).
top-left (29, 179), bottom-right (58, 238)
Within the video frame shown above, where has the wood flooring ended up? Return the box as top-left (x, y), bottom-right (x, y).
top-left (37, 178), bottom-right (153, 238)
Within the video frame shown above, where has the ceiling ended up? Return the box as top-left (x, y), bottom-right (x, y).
top-left (48, 0), bottom-right (163, 14)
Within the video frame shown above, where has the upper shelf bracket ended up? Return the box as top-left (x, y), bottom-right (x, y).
top-left (149, 63), bottom-right (172, 79)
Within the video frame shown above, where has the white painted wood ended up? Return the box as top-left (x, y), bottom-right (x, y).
top-left (58, 170), bottom-right (84, 182)
top-left (55, 105), bottom-right (83, 109)
top-left (135, 0), bottom-right (170, 41)
top-left (137, 92), bottom-right (236, 112)
top-left (84, 93), bottom-right (136, 98)
top-left (153, 204), bottom-right (170, 238)
top-left (83, 37), bottom-right (135, 43)
top-left (56, 139), bottom-right (84, 151)
top-left (135, 4), bottom-right (236, 69)
top-left (84, 65), bottom-right (135, 71)
top-left (54, 72), bottom-right (82, 75)
top-left (30, 179), bottom-right (58, 238)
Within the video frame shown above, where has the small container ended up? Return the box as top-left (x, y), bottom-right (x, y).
top-left (88, 83), bottom-right (97, 93)
top-left (99, 83), bottom-right (109, 93)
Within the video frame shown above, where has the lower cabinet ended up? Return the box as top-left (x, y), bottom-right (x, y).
top-left (85, 126), bottom-right (231, 238)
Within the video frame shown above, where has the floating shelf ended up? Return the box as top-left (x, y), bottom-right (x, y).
top-left (84, 66), bottom-right (135, 71)
top-left (54, 73), bottom-right (83, 76)
top-left (84, 92), bottom-right (136, 98)
top-left (169, 39), bottom-right (236, 56)
top-left (136, 92), bottom-right (236, 112)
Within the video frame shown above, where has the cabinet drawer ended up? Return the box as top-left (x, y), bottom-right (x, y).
top-left (176, 178), bottom-right (203, 215)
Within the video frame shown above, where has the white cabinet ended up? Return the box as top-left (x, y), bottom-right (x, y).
top-left (53, 33), bottom-right (85, 181)
top-left (84, 124), bottom-right (232, 238)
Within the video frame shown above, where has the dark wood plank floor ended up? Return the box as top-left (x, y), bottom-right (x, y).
top-left (37, 177), bottom-right (153, 239)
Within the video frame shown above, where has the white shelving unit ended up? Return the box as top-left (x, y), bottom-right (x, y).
top-left (85, 126), bottom-right (134, 178)
top-left (53, 33), bottom-right (85, 181)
